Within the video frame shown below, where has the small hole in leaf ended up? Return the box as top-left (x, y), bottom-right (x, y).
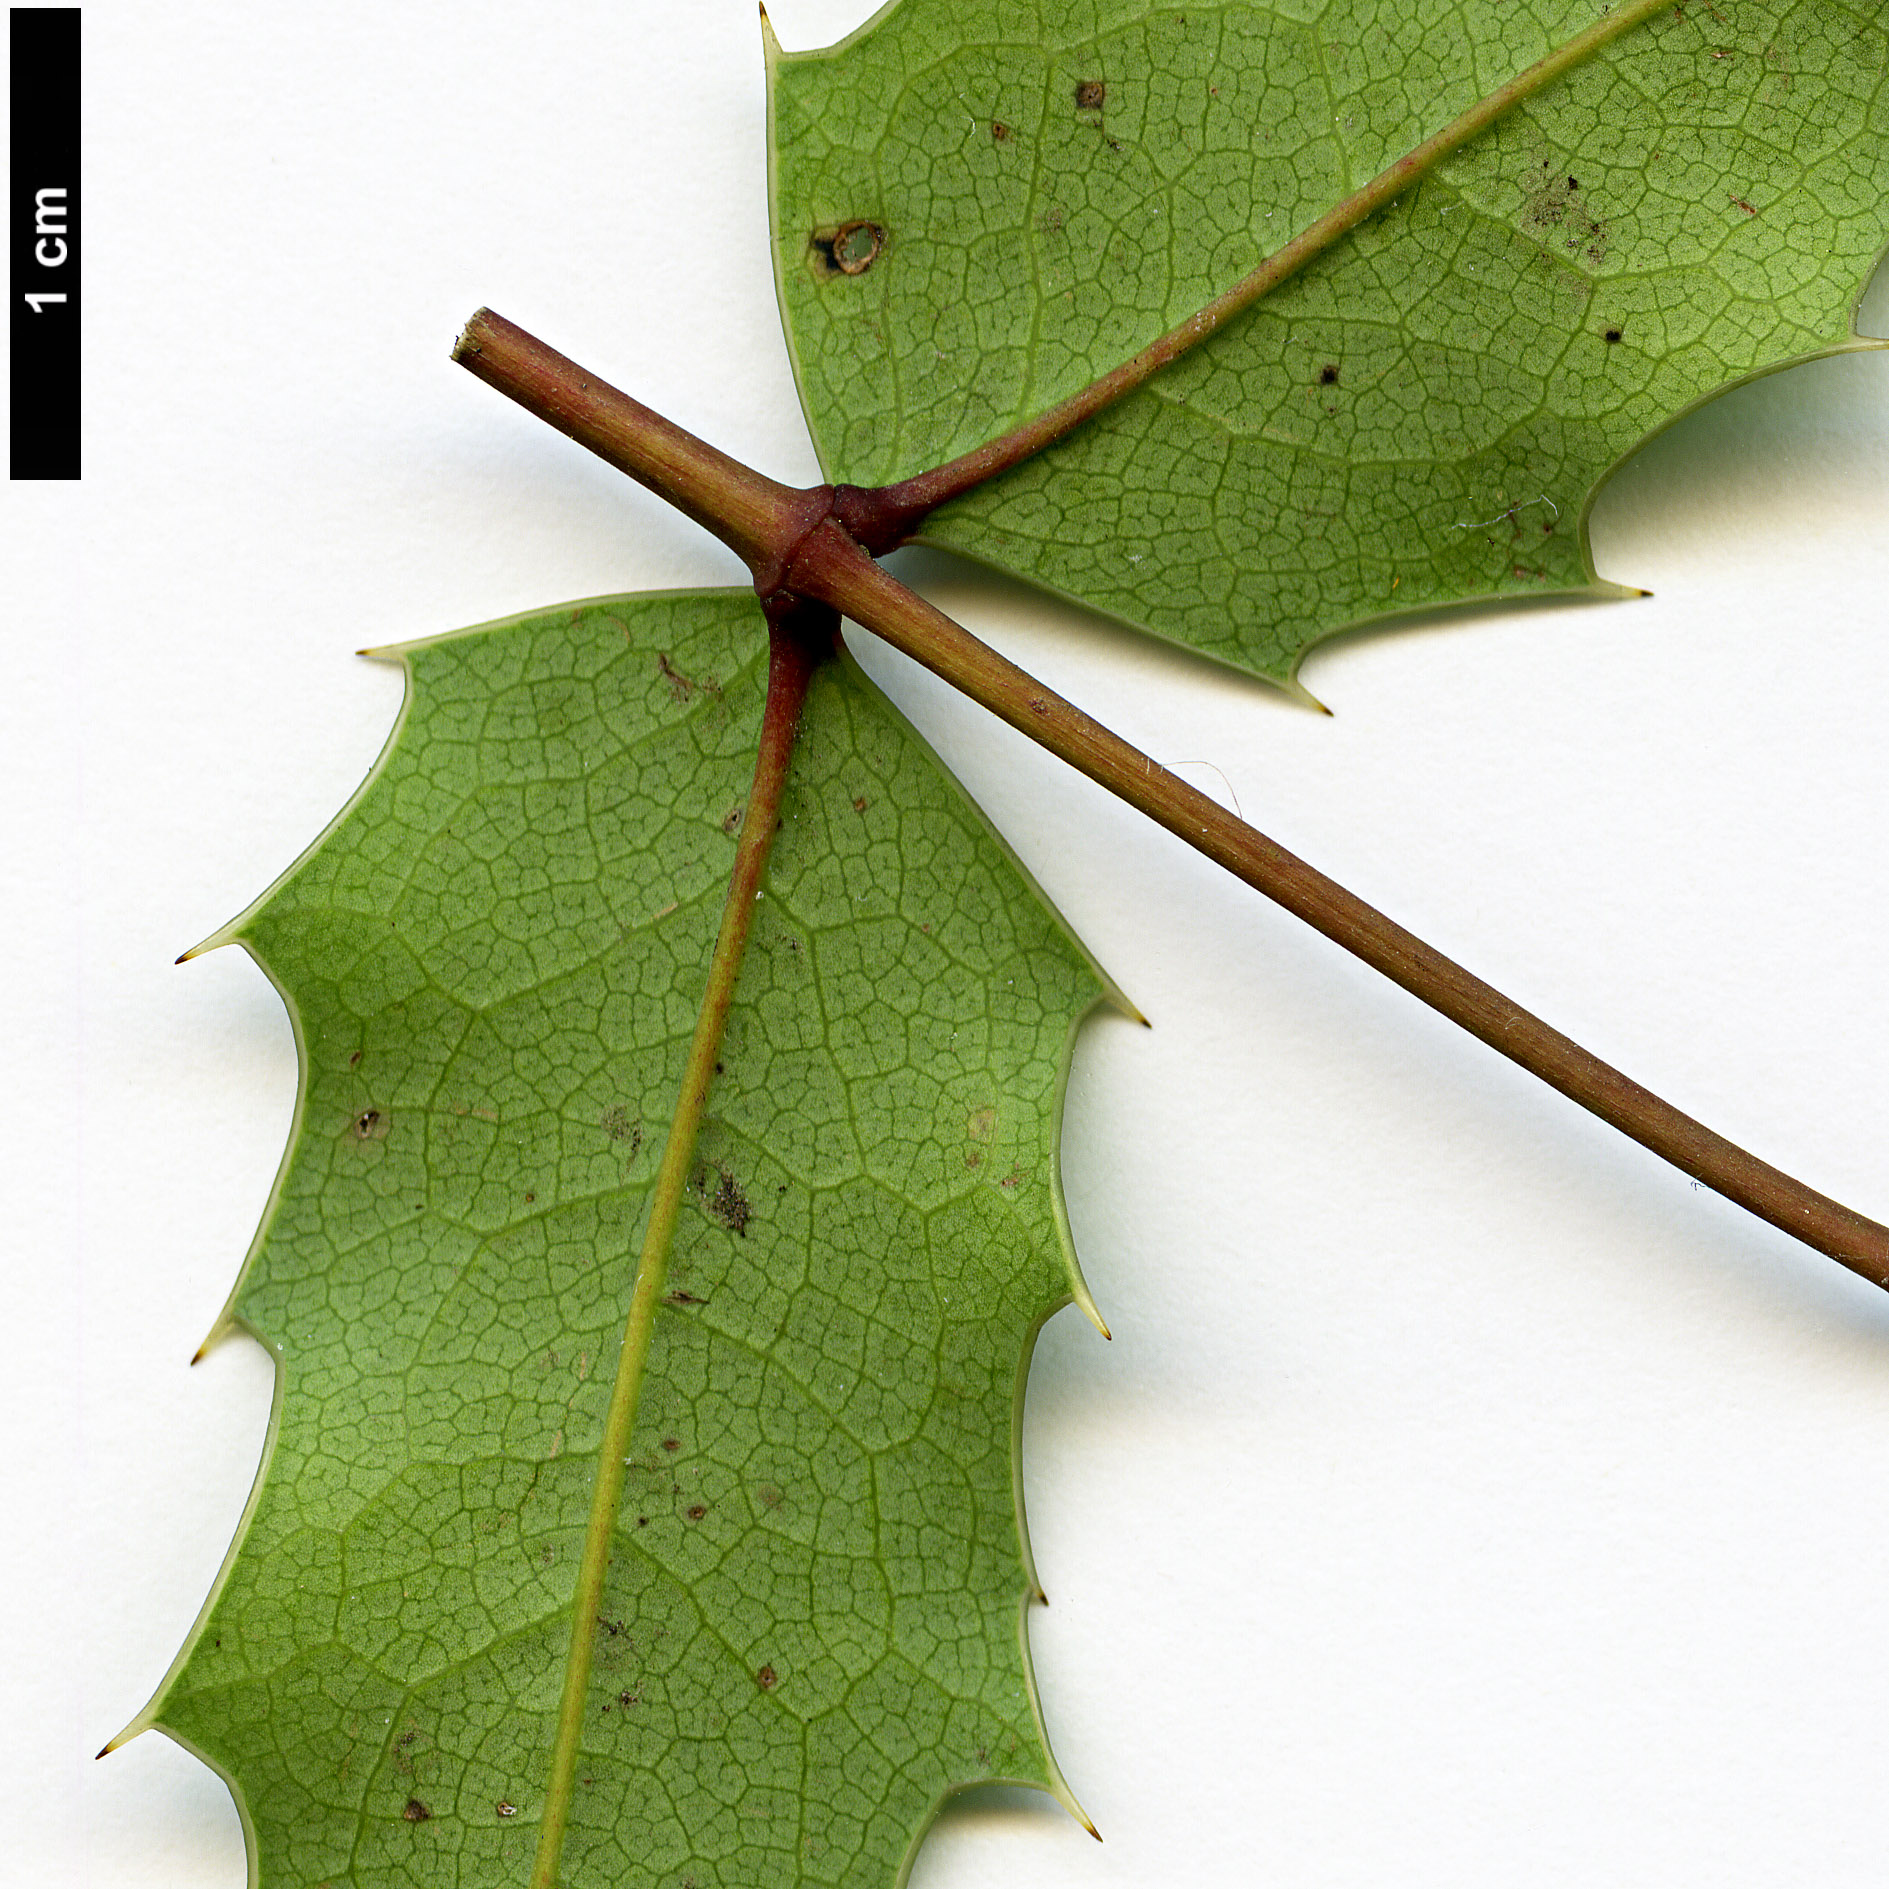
top-left (1318, 364), bottom-right (1340, 386)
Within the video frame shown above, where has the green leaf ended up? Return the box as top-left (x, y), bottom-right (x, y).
top-left (137, 591), bottom-right (1112, 1887)
top-left (768, 0), bottom-right (1889, 684)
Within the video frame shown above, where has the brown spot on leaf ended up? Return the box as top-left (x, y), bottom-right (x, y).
top-left (1318, 363), bottom-right (1339, 386)
top-left (991, 120), bottom-right (1011, 142)
top-left (852, 796), bottom-right (869, 813)
top-left (1075, 79), bottom-right (1106, 109)
top-left (1731, 195), bottom-right (1756, 215)
top-left (662, 1436), bottom-right (681, 1453)
top-left (687, 1503), bottom-right (708, 1522)
top-left (757, 1665), bottom-right (778, 1690)
top-left (402, 1799), bottom-right (431, 1824)
top-left (495, 1802), bottom-right (518, 1819)
top-left (351, 1108), bottom-right (389, 1142)
top-left (348, 1050), bottom-right (362, 1067)
top-left (665, 1287), bottom-right (705, 1306)
top-left (810, 219), bottom-right (886, 277)
top-left (756, 1483), bottom-right (783, 1508)
top-left (721, 803), bottom-right (744, 835)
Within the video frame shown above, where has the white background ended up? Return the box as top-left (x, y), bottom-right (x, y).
top-left (5, 3), bottom-right (1887, 1884)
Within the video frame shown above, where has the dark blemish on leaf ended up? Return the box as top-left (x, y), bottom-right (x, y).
top-left (1075, 79), bottom-right (1106, 110)
top-left (348, 1050), bottom-right (362, 1067)
top-left (601, 1105), bottom-right (643, 1153)
top-left (1605, 327), bottom-right (1623, 343)
top-left (699, 1163), bottom-right (751, 1237)
top-left (351, 1108), bottom-right (389, 1142)
top-left (636, 1515), bottom-right (648, 1526)
top-left (495, 1802), bottom-right (518, 1819)
top-left (757, 1665), bottom-right (778, 1690)
top-left (665, 1287), bottom-right (705, 1306)
top-left (1522, 161), bottom-right (1606, 264)
top-left (598, 1615), bottom-right (626, 1637)
top-left (657, 651), bottom-right (716, 702)
top-left (852, 796), bottom-right (869, 812)
top-left (757, 1483), bottom-right (783, 1508)
top-left (991, 120), bottom-right (1011, 142)
top-left (964, 1150), bottom-right (983, 1169)
top-left (810, 219), bottom-right (886, 277)
top-left (662, 1436), bottom-right (681, 1453)
top-left (715, 1060), bottom-right (724, 1075)
top-left (1042, 203), bottom-right (1066, 235)
top-left (686, 1503), bottom-right (708, 1522)
top-left (524, 1191), bottom-right (535, 1204)
top-left (620, 1690), bottom-right (639, 1707)
top-left (1732, 196), bottom-right (1756, 215)
top-left (1318, 363), bottom-right (1339, 386)
top-left (402, 1800), bottom-right (431, 1824)
top-left (721, 803), bottom-right (744, 835)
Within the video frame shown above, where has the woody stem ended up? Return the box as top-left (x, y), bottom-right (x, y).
top-left (452, 311), bottom-right (1889, 1294)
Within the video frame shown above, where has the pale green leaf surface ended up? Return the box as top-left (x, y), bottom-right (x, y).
top-left (147, 592), bottom-right (1106, 1887)
top-left (769, 0), bottom-right (1889, 682)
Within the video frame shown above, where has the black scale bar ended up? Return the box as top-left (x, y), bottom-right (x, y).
top-left (11, 8), bottom-right (80, 480)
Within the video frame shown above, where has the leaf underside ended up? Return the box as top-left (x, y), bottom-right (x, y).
top-left (149, 593), bottom-right (1107, 1887)
top-left (770, 0), bottom-right (1889, 683)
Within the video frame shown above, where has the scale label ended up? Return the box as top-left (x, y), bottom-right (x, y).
top-left (11, 8), bottom-right (81, 480)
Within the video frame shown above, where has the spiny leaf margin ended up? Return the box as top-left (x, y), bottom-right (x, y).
top-left (133, 589), bottom-right (1117, 1888)
top-left (769, 0), bottom-right (1889, 684)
